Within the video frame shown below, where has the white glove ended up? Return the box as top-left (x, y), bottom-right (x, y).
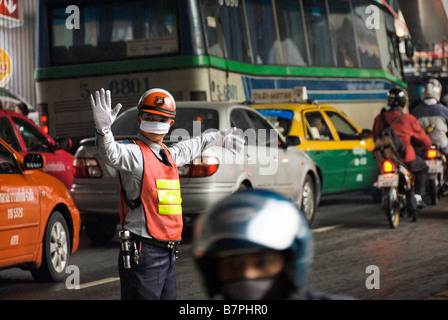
top-left (90, 88), bottom-right (122, 135)
top-left (218, 127), bottom-right (245, 155)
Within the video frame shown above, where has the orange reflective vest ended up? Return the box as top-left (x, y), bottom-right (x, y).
top-left (119, 140), bottom-right (183, 241)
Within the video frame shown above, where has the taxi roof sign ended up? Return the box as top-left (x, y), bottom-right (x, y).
top-left (251, 87), bottom-right (308, 103)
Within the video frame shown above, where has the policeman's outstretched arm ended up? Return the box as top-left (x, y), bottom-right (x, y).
top-left (90, 88), bottom-right (122, 136)
top-left (168, 127), bottom-right (245, 167)
top-left (217, 127), bottom-right (245, 155)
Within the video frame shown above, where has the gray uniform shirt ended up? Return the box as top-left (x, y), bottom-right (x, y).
top-left (96, 130), bottom-right (222, 239)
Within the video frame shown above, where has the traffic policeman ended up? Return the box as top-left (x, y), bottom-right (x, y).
top-left (90, 88), bottom-right (244, 300)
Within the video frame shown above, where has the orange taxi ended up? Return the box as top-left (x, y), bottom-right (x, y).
top-left (0, 138), bottom-right (80, 282)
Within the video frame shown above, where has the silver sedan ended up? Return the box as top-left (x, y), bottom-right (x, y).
top-left (70, 102), bottom-right (321, 242)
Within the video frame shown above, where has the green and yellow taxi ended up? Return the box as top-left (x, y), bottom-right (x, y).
top-left (253, 103), bottom-right (378, 196)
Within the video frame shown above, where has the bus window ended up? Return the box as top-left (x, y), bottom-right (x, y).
top-left (244, 0), bottom-right (282, 65)
top-left (302, 0), bottom-right (335, 67)
top-left (50, 0), bottom-right (178, 66)
top-left (328, 1), bottom-right (359, 68)
top-left (200, 0), bottom-right (225, 59)
top-left (386, 33), bottom-right (402, 79)
top-left (219, 2), bottom-right (251, 63)
top-left (274, 0), bottom-right (308, 66)
top-left (352, 1), bottom-right (381, 69)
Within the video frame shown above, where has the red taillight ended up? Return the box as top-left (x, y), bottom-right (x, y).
top-left (383, 160), bottom-right (395, 173)
top-left (178, 156), bottom-right (219, 177)
top-left (426, 149), bottom-right (438, 159)
top-left (38, 103), bottom-right (48, 132)
top-left (73, 158), bottom-right (103, 178)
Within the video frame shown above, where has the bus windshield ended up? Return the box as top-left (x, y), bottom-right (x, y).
top-left (50, 0), bottom-right (178, 66)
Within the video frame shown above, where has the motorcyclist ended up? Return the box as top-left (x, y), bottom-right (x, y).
top-left (193, 189), bottom-right (354, 300)
top-left (411, 78), bottom-right (448, 155)
top-left (372, 88), bottom-right (432, 207)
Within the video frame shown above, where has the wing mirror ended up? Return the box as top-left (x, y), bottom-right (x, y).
top-left (360, 129), bottom-right (372, 140)
top-left (55, 137), bottom-right (73, 151)
top-left (23, 153), bottom-right (45, 170)
top-left (405, 38), bottom-right (414, 58)
top-left (286, 135), bottom-right (301, 147)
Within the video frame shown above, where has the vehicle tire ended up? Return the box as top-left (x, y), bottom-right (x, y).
top-left (31, 211), bottom-right (71, 282)
top-left (384, 187), bottom-right (399, 228)
top-left (301, 175), bottom-right (316, 226)
top-left (85, 218), bottom-right (117, 243)
top-left (238, 181), bottom-right (252, 191)
top-left (371, 187), bottom-right (382, 204)
top-left (405, 191), bottom-right (417, 222)
top-left (428, 178), bottom-right (438, 205)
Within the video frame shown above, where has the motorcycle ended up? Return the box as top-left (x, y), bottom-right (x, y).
top-left (423, 123), bottom-right (448, 204)
top-left (376, 159), bottom-right (417, 228)
top-left (423, 145), bottom-right (446, 205)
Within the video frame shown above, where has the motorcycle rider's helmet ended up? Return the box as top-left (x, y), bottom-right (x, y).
top-left (387, 88), bottom-right (408, 108)
top-left (193, 189), bottom-right (314, 299)
top-left (136, 88), bottom-right (176, 119)
top-left (421, 78), bottom-right (442, 102)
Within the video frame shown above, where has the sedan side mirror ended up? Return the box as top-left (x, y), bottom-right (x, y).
top-left (55, 137), bottom-right (73, 151)
top-left (405, 38), bottom-right (414, 58)
top-left (286, 135), bottom-right (301, 147)
top-left (23, 153), bottom-right (45, 170)
top-left (360, 129), bottom-right (372, 140)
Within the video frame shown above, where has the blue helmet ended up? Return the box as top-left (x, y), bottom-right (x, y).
top-left (193, 189), bottom-right (314, 298)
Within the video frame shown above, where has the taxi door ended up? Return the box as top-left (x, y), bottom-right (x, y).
top-left (323, 110), bottom-right (377, 192)
top-left (0, 144), bottom-right (41, 266)
top-left (302, 110), bottom-right (346, 194)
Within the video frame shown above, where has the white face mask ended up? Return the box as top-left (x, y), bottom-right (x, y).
top-left (140, 120), bottom-right (170, 134)
top-left (221, 277), bottom-right (276, 300)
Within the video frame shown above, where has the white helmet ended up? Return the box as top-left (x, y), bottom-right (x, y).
top-left (421, 78), bottom-right (442, 102)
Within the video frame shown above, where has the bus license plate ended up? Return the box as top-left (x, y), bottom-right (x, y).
top-left (425, 159), bottom-right (443, 174)
top-left (377, 174), bottom-right (399, 187)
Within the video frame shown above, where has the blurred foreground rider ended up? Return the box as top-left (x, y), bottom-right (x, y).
top-left (90, 88), bottom-right (244, 299)
top-left (372, 88), bottom-right (431, 207)
top-left (193, 189), bottom-right (354, 300)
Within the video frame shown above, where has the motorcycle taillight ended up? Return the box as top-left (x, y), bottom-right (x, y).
top-left (383, 160), bottom-right (395, 173)
top-left (426, 149), bottom-right (438, 159)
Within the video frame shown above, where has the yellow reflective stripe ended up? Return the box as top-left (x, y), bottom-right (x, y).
top-left (157, 190), bottom-right (182, 205)
top-left (158, 205), bottom-right (182, 215)
top-left (156, 179), bottom-right (180, 190)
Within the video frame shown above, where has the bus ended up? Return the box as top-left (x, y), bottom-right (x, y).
top-left (35, 0), bottom-right (406, 146)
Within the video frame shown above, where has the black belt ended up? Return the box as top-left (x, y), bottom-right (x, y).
top-left (131, 234), bottom-right (180, 250)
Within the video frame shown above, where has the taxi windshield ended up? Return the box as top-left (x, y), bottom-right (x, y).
top-left (256, 109), bottom-right (293, 136)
